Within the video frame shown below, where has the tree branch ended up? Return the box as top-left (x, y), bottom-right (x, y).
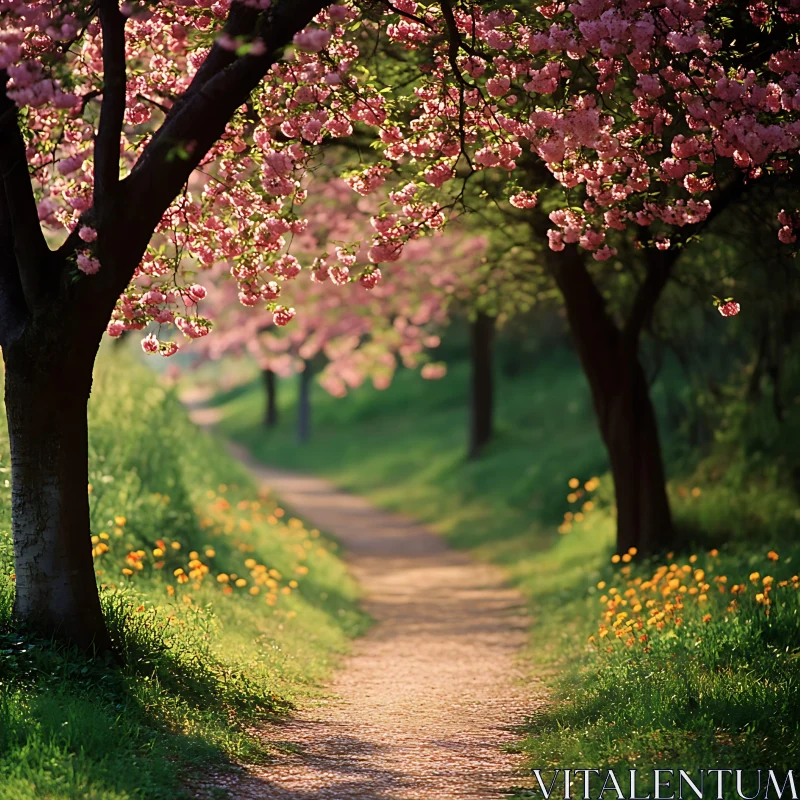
top-left (622, 248), bottom-right (679, 349)
top-left (439, 0), bottom-right (473, 86)
top-left (0, 71), bottom-right (54, 311)
top-left (545, 243), bottom-right (622, 431)
top-left (135, 2), bottom-right (263, 164)
top-left (95, 1), bottom-right (127, 215)
top-left (382, 1), bottom-right (432, 29)
top-left (78, 88), bottom-right (103, 115)
top-left (115, 0), bottom-right (332, 273)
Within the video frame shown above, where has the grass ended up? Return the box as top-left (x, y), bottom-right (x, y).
top-left (0, 348), bottom-right (368, 800)
top-left (204, 346), bottom-right (800, 798)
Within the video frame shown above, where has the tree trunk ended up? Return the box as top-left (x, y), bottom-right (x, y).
top-left (297, 361), bottom-right (312, 444)
top-left (468, 312), bottom-right (495, 460)
top-left (0, 0), bottom-right (339, 653)
top-left (3, 342), bottom-right (111, 651)
top-left (599, 350), bottom-right (675, 556)
top-left (552, 247), bottom-right (674, 556)
top-left (263, 368), bottom-right (278, 428)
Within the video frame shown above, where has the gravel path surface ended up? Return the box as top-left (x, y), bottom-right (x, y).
top-left (187, 399), bottom-right (540, 799)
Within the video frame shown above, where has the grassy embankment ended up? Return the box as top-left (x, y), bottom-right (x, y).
top-left (0, 350), bottom-right (368, 800)
top-left (207, 348), bottom-right (800, 797)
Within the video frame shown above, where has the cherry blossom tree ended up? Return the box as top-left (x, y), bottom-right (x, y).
top-left (196, 178), bottom-right (481, 441)
top-left (0, 0), bottom-right (341, 649)
top-left (326, 0), bottom-right (800, 553)
top-left (1, 0), bottom-right (798, 647)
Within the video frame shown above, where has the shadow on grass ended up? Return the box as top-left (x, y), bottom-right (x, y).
top-left (0, 622), bottom-right (253, 800)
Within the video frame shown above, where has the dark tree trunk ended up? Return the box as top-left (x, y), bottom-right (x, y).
top-left (297, 361), bottom-right (312, 444)
top-left (3, 337), bottom-right (111, 651)
top-left (552, 247), bottom-right (674, 556)
top-left (468, 312), bottom-right (495, 460)
top-left (598, 348), bottom-right (674, 556)
top-left (0, 1), bottom-right (335, 652)
top-left (263, 368), bottom-right (278, 428)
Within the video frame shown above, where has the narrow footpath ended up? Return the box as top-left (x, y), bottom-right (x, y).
top-left (188, 401), bottom-right (540, 800)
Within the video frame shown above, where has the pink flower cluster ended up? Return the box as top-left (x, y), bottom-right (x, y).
top-left (5, 0), bottom-right (799, 352)
top-left (193, 178), bottom-right (482, 397)
top-left (718, 301), bottom-right (741, 318)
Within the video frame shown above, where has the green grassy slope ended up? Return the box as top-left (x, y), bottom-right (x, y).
top-left (207, 349), bottom-right (800, 798)
top-left (0, 350), bottom-right (368, 800)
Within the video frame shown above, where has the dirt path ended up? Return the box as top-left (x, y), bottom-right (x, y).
top-left (187, 399), bottom-right (539, 799)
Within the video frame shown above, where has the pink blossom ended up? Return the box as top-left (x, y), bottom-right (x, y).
top-left (239, 292), bottom-right (260, 307)
top-left (328, 5), bottom-right (351, 22)
top-left (310, 258), bottom-right (329, 283)
top-left (423, 162), bottom-right (455, 188)
top-left (142, 290), bottom-right (166, 305)
top-left (5, 0), bottom-right (799, 378)
top-left (160, 341), bottom-right (179, 357)
top-left (368, 240), bottom-right (403, 264)
top-left (273, 306), bottom-right (296, 326)
top-left (329, 266), bottom-right (350, 285)
top-left (77, 252), bottom-right (100, 275)
top-left (486, 76), bottom-right (511, 97)
top-left (718, 301), bottom-right (741, 317)
top-left (547, 230), bottom-right (566, 252)
top-left (261, 281), bottom-right (281, 300)
top-left (175, 317), bottom-right (210, 339)
top-left (107, 320), bottom-right (126, 337)
top-left (141, 334), bottom-right (160, 354)
top-left (293, 28), bottom-right (331, 53)
top-left (335, 247), bottom-right (357, 267)
top-left (273, 254), bottom-right (302, 279)
top-left (57, 154), bottom-right (85, 175)
top-left (509, 192), bottom-right (539, 208)
top-left (187, 284), bottom-right (207, 301)
top-left (592, 246), bottom-right (617, 261)
top-left (359, 269), bottom-right (382, 290)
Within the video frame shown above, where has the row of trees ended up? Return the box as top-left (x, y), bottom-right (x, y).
top-left (192, 174), bottom-right (486, 440)
top-left (0, 0), bottom-right (798, 649)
